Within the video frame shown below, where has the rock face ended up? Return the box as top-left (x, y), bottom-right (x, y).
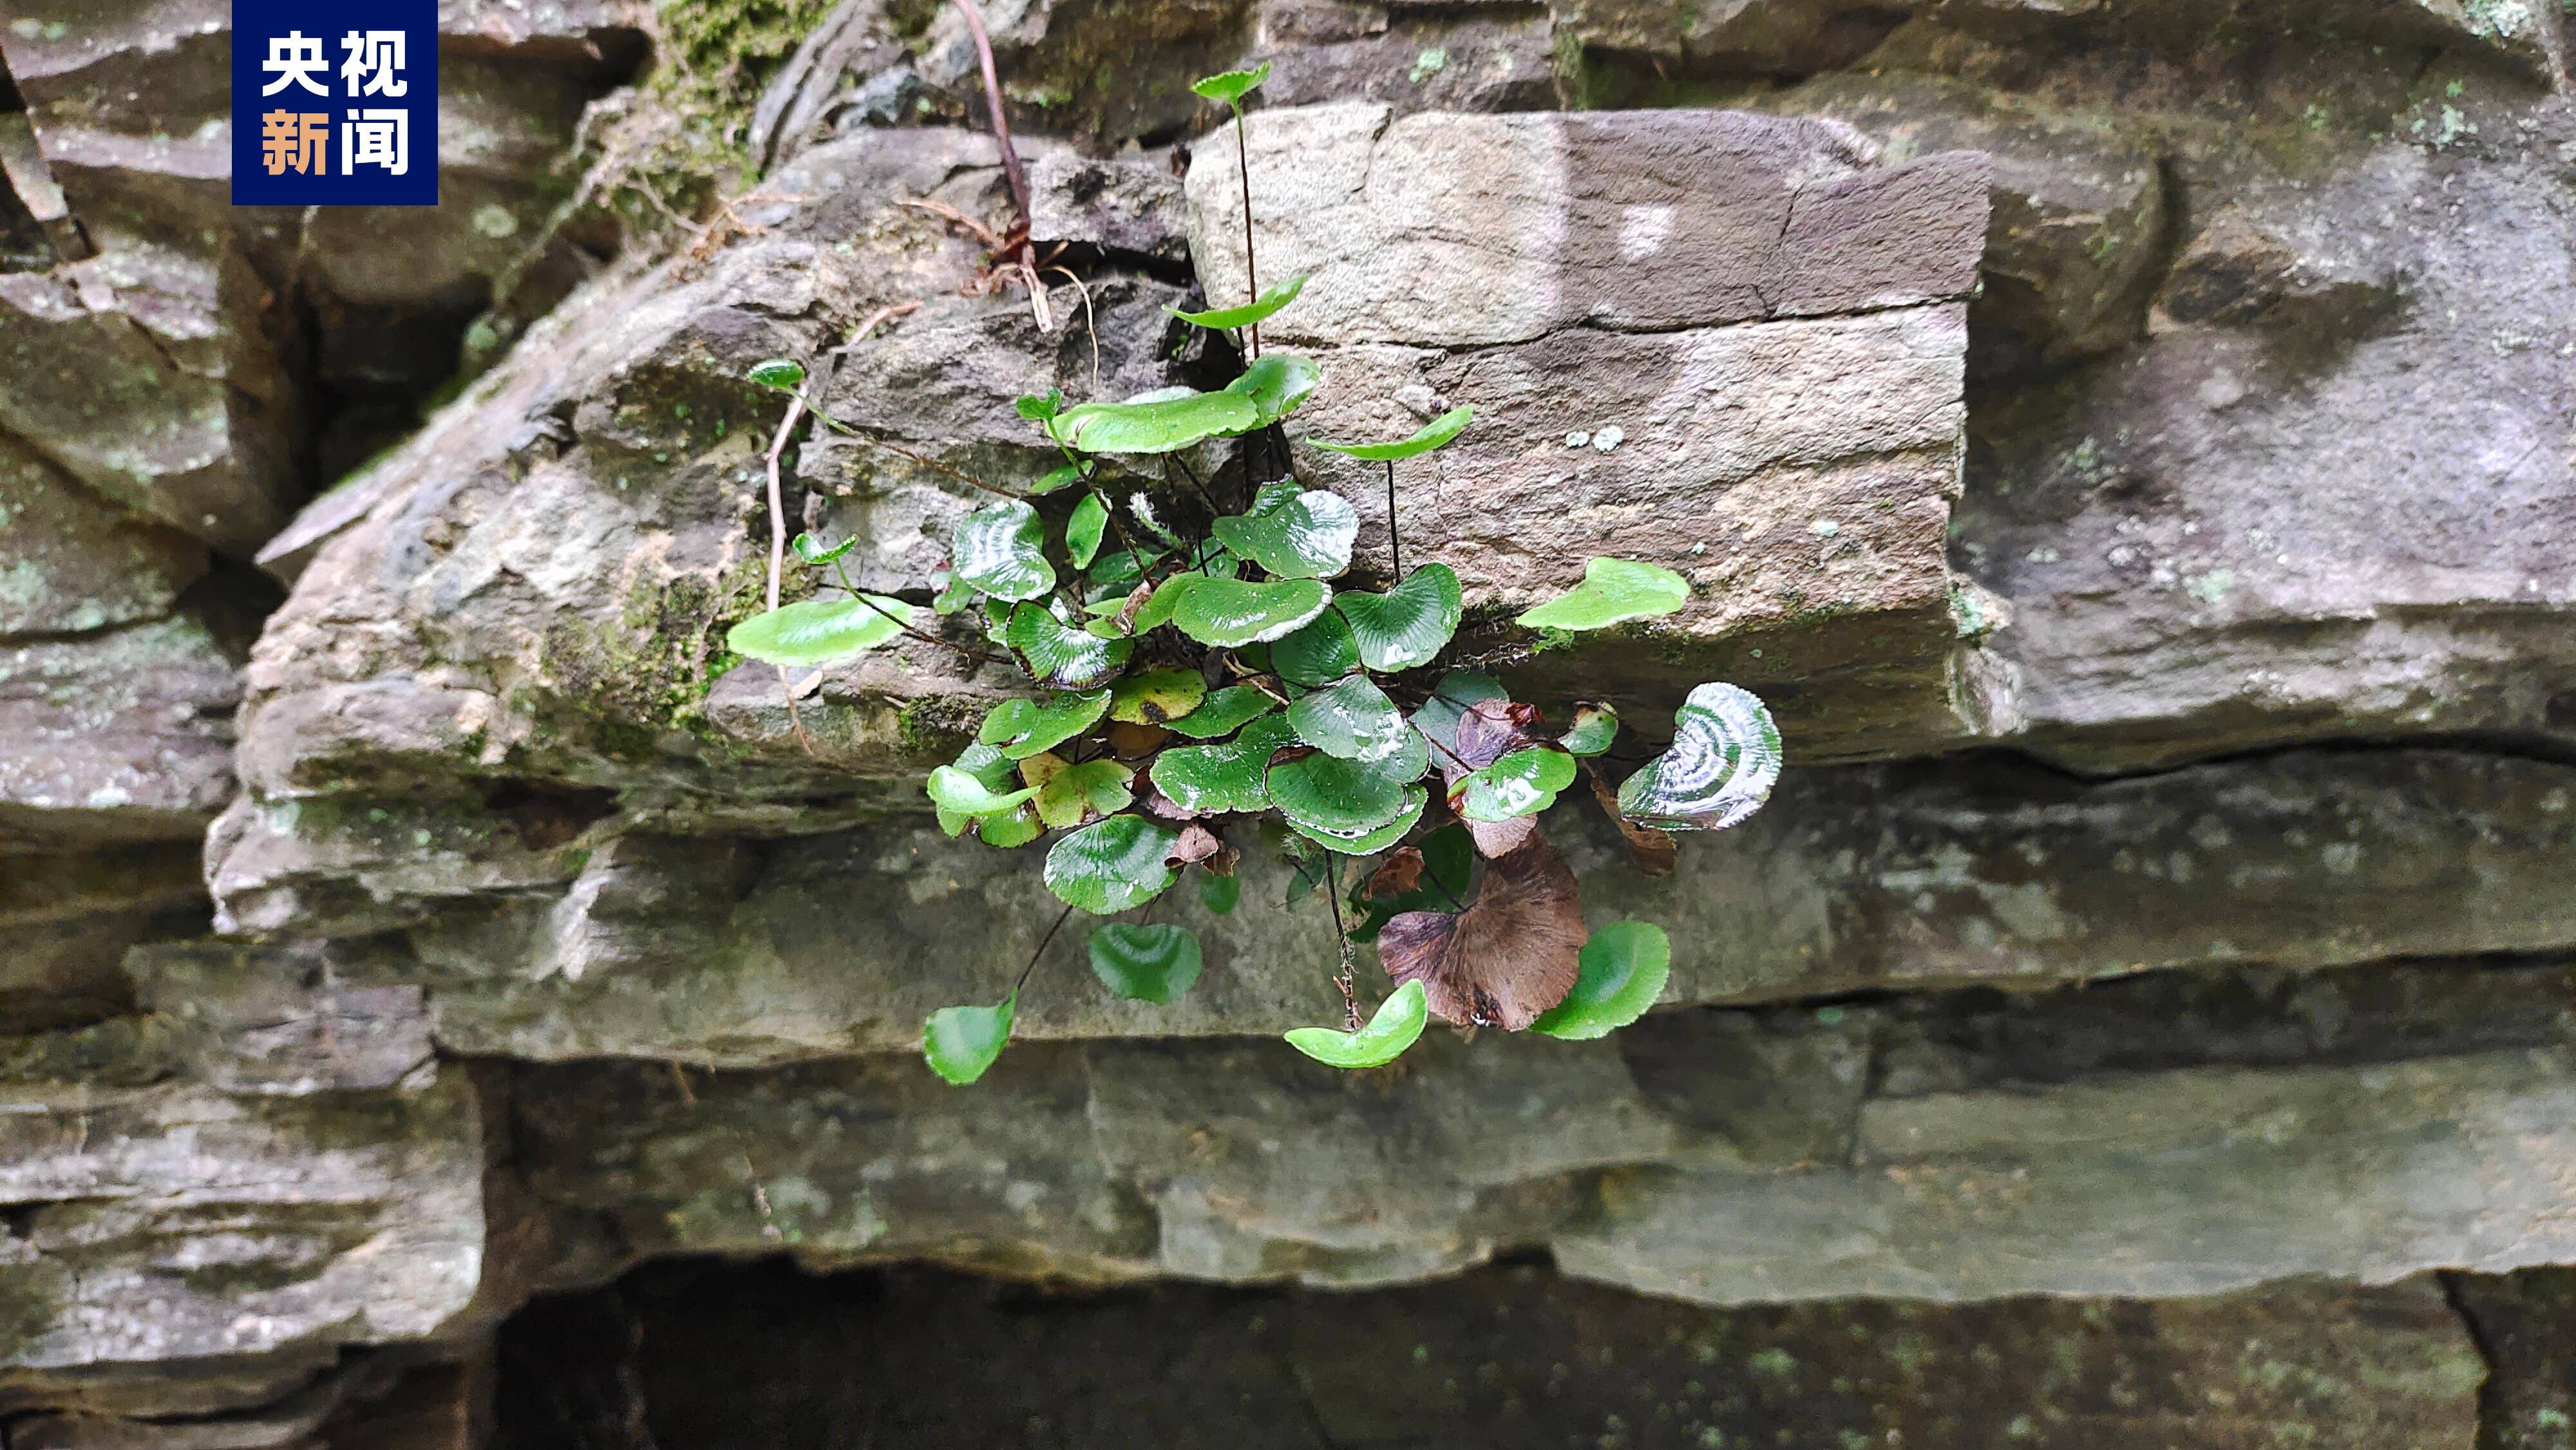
top-left (6, 0), bottom-right (2576, 1440)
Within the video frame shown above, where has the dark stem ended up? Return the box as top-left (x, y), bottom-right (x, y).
top-left (1231, 103), bottom-right (1260, 359)
top-left (1320, 852), bottom-right (1359, 1029)
top-left (1014, 901), bottom-right (1078, 998)
top-left (1383, 460), bottom-right (1401, 578)
top-left (829, 561), bottom-right (1009, 665)
top-left (947, 0), bottom-right (1031, 239)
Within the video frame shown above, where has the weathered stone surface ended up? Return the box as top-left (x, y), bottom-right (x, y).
top-left (0, 1036), bottom-right (481, 1400)
top-left (1027, 149), bottom-right (1188, 264)
top-left (0, 442), bottom-right (206, 639)
top-left (2452, 1268), bottom-right (2576, 1450)
top-left (1250, 5), bottom-right (1563, 115)
top-left (207, 746), bottom-right (2576, 1063)
top-left (0, 615), bottom-right (240, 848)
top-left (519, 1263), bottom-right (2485, 1450)
top-left (504, 957), bottom-right (2576, 1303)
top-left (0, 845), bottom-right (206, 1033)
top-left (1958, 82), bottom-right (2576, 770)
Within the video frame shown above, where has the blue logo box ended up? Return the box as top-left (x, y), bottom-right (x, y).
top-left (230, 0), bottom-right (437, 205)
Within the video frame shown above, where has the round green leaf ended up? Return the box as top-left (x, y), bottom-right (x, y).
top-left (1287, 784), bottom-right (1426, 854)
top-left (1150, 715), bottom-right (1298, 814)
top-left (1271, 610), bottom-right (1359, 686)
top-left (1285, 980), bottom-right (1428, 1070)
top-left (1411, 672), bottom-right (1508, 758)
top-left (1199, 872), bottom-right (1241, 915)
top-left (1224, 352), bottom-right (1319, 426)
top-left (1167, 577), bottom-right (1333, 646)
top-left (924, 995), bottom-right (1013, 1085)
top-left (1454, 746), bottom-right (1578, 823)
top-left (1309, 405), bottom-right (1472, 461)
top-left (1027, 462), bottom-right (1084, 496)
top-left (981, 690), bottom-right (1113, 760)
top-left (933, 743), bottom-right (1025, 835)
top-left (1266, 748), bottom-right (1424, 838)
top-left (978, 804), bottom-right (1045, 848)
top-left (953, 500), bottom-right (1054, 602)
top-left (1335, 564), bottom-right (1461, 672)
top-left (1616, 682), bottom-right (1781, 832)
top-left (791, 531), bottom-right (858, 565)
top-left (747, 358), bottom-right (806, 390)
top-left (1015, 390), bottom-right (1065, 422)
top-left (1287, 675), bottom-right (1413, 763)
top-left (1110, 668), bottom-right (1208, 725)
top-left (726, 595), bottom-right (913, 666)
top-left (1515, 557), bottom-right (1689, 631)
top-left (1088, 923), bottom-right (1204, 1004)
top-left (1164, 684), bottom-right (1276, 739)
top-left (1560, 704), bottom-right (1619, 757)
top-left (1052, 390), bottom-right (1261, 455)
top-left (1030, 757), bottom-right (1135, 829)
top-left (1171, 272), bottom-right (1307, 331)
top-left (1067, 493), bottom-right (1109, 568)
top-left (1190, 61), bottom-right (1271, 107)
top-left (1211, 482), bottom-right (1358, 580)
top-left (1045, 815), bottom-right (1183, 914)
top-left (1531, 922), bottom-right (1672, 1040)
top-left (927, 763), bottom-right (1039, 818)
top-left (1005, 601), bottom-right (1133, 690)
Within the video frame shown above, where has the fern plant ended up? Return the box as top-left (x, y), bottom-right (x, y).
top-left (729, 64), bottom-right (1781, 1084)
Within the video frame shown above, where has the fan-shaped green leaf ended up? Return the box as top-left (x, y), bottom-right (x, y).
top-left (1561, 704), bottom-right (1618, 757)
top-left (1335, 564), bottom-right (1461, 671)
top-left (1149, 714), bottom-right (1297, 814)
top-left (1108, 668), bottom-right (1206, 726)
top-left (748, 358), bottom-right (806, 390)
top-left (1190, 61), bottom-right (1271, 107)
top-left (791, 531), bottom-right (858, 565)
top-left (1267, 748), bottom-right (1424, 839)
top-left (1026, 462), bottom-right (1084, 496)
top-left (1223, 352), bottom-right (1319, 426)
top-left (978, 804), bottom-right (1045, 848)
top-left (1285, 980), bottom-right (1428, 1069)
top-left (726, 595), bottom-right (913, 666)
top-left (1532, 921), bottom-right (1672, 1040)
top-left (1088, 923), bottom-right (1203, 1004)
top-left (1163, 684), bottom-right (1275, 739)
top-left (1005, 602), bottom-right (1132, 690)
top-left (1454, 746), bottom-right (1577, 823)
top-left (1014, 389), bottom-right (1065, 421)
top-left (1067, 493), bottom-right (1109, 567)
top-left (1171, 272), bottom-right (1307, 330)
top-left (1309, 405), bottom-right (1472, 460)
top-left (1287, 675), bottom-right (1413, 763)
top-left (927, 763), bottom-right (1039, 818)
top-left (924, 996), bottom-right (1013, 1085)
top-left (1211, 482), bottom-right (1357, 580)
top-left (1288, 785), bottom-right (1426, 854)
top-left (1026, 755), bottom-right (1135, 829)
top-left (1167, 576), bottom-right (1332, 646)
top-left (1411, 672), bottom-right (1507, 758)
top-left (1271, 611), bottom-right (1358, 686)
top-left (1045, 815), bottom-right (1182, 914)
top-left (953, 500), bottom-right (1054, 601)
top-left (1516, 557), bottom-right (1689, 630)
top-left (932, 744), bottom-right (1026, 835)
top-left (1199, 872), bottom-right (1240, 915)
top-left (1052, 390), bottom-right (1260, 455)
top-left (1617, 682), bottom-right (1781, 831)
top-left (980, 690), bottom-right (1113, 760)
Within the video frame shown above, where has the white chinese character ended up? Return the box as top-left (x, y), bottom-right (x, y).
top-left (259, 31), bottom-right (330, 97)
top-left (343, 109), bottom-right (408, 176)
top-left (338, 30), bottom-right (408, 97)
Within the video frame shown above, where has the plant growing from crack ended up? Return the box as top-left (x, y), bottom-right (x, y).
top-left (730, 64), bottom-right (1781, 1086)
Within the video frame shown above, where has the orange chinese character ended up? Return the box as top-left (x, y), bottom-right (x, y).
top-left (259, 110), bottom-right (329, 176)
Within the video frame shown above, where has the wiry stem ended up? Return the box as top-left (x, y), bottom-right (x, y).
top-left (1383, 460), bottom-right (1401, 579)
top-left (1016, 901), bottom-right (1078, 997)
top-left (948, 0), bottom-right (1030, 237)
top-left (1231, 102), bottom-right (1260, 359)
top-left (1320, 853), bottom-right (1359, 1030)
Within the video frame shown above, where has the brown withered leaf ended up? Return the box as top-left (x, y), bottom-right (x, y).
top-left (1112, 579), bottom-right (1158, 634)
top-left (1165, 822), bottom-right (1226, 871)
top-left (1367, 847), bottom-right (1425, 898)
top-left (1107, 720), bottom-right (1170, 757)
top-left (1441, 700), bottom-right (1549, 858)
top-left (1376, 830), bottom-right (1584, 1030)
top-left (1587, 766), bottom-right (1676, 877)
top-left (1138, 786), bottom-right (1198, 824)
